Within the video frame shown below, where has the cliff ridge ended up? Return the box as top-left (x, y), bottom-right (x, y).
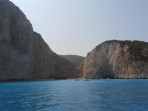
top-left (81, 40), bottom-right (148, 79)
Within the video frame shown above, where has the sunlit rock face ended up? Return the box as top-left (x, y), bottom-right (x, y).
top-left (0, 0), bottom-right (34, 80)
top-left (81, 40), bottom-right (148, 79)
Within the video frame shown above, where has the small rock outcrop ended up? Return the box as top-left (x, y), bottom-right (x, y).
top-left (81, 40), bottom-right (148, 79)
top-left (0, 0), bottom-right (78, 80)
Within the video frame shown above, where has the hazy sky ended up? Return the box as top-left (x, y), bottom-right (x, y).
top-left (10, 0), bottom-right (148, 56)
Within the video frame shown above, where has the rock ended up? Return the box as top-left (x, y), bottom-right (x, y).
top-left (60, 55), bottom-right (84, 68)
top-left (81, 40), bottom-right (148, 79)
top-left (60, 55), bottom-right (84, 77)
top-left (0, 0), bottom-right (34, 80)
top-left (33, 32), bottom-right (78, 79)
top-left (0, 0), bottom-right (78, 80)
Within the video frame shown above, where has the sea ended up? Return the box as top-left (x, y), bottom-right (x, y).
top-left (0, 79), bottom-right (147, 111)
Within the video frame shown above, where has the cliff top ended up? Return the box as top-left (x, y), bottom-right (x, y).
top-left (105, 40), bottom-right (148, 44)
top-left (94, 40), bottom-right (148, 50)
top-left (89, 40), bottom-right (148, 62)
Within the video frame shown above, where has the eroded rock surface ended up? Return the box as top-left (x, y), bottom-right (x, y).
top-left (0, 0), bottom-right (78, 80)
top-left (0, 0), bottom-right (34, 80)
top-left (33, 32), bottom-right (78, 79)
top-left (81, 40), bottom-right (148, 79)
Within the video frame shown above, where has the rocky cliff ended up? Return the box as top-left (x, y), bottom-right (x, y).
top-left (60, 55), bottom-right (84, 68)
top-left (81, 40), bottom-right (148, 79)
top-left (0, 0), bottom-right (78, 80)
top-left (0, 0), bottom-right (34, 80)
top-left (33, 33), bottom-right (78, 79)
top-left (61, 55), bottom-right (84, 77)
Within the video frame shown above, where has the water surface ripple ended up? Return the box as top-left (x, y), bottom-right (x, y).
top-left (0, 79), bottom-right (147, 111)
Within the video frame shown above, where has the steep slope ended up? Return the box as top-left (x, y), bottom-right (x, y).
top-left (0, 0), bottom-right (34, 80)
top-left (0, 0), bottom-right (78, 80)
top-left (33, 33), bottom-right (78, 79)
top-left (60, 55), bottom-right (84, 67)
top-left (81, 40), bottom-right (148, 79)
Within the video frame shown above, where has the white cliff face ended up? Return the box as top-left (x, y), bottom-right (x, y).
top-left (82, 40), bottom-right (148, 79)
top-left (0, 0), bottom-right (34, 80)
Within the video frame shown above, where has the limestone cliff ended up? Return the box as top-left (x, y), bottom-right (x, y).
top-left (33, 33), bottom-right (78, 79)
top-left (81, 40), bottom-right (148, 79)
top-left (0, 0), bottom-right (78, 80)
top-left (0, 0), bottom-right (34, 80)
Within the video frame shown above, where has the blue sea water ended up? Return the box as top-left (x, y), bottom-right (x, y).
top-left (0, 79), bottom-right (147, 111)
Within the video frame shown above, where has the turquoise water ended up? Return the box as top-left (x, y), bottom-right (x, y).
top-left (0, 79), bottom-right (147, 111)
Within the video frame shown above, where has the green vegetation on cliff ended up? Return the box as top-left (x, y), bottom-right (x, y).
top-left (128, 41), bottom-right (148, 62)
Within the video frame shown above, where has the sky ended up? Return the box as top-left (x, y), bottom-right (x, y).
top-left (10, 0), bottom-right (148, 56)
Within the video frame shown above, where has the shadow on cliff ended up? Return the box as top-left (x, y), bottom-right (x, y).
top-left (95, 62), bottom-right (115, 79)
